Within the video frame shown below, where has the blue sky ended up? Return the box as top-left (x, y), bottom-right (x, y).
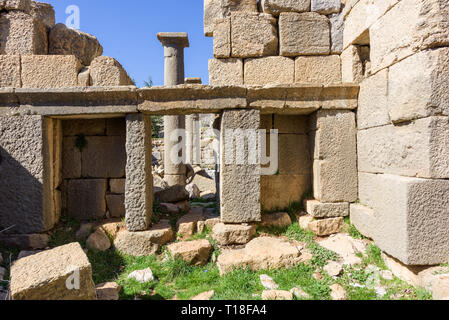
top-left (46, 0), bottom-right (213, 86)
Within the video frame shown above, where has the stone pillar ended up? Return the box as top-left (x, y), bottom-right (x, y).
top-left (125, 114), bottom-right (153, 232)
top-left (220, 109), bottom-right (261, 223)
top-left (158, 33), bottom-right (189, 187)
top-left (185, 77), bottom-right (202, 165)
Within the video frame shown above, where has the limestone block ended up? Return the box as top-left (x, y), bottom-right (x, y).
top-left (341, 45), bottom-right (363, 83)
top-left (388, 48), bottom-right (449, 123)
top-left (106, 194), bottom-right (125, 218)
top-left (2, 0), bottom-right (32, 12)
top-left (213, 18), bottom-right (231, 58)
top-left (62, 137), bottom-right (81, 178)
top-left (261, 175), bottom-right (311, 211)
top-left (82, 136), bottom-right (126, 178)
top-left (260, 212), bottom-right (292, 228)
top-left (231, 12), bottom-right (278, 58)
top-left (89, 56), bottom-right (133, 86)
top-left (273, 115), bottom-right (307, 134)
top-left (261, 0), bottom-right (310, 15)
top-left (244, 56), bottom-right (294, 85)
top-left (0, 55), bottom-right (21, 88)
top-left (209, 58), bottom-right (244, 85)
top-left (306, 200), bottom-right (349, 218)
top-left (262, 290), bottom-right (293, 300)
top-left (295, 55), bottom-right (341, 85)
top-left (358, 117), bottom-right (449, 179)
top-left (62, 119), bottom-right (106, 136)
top-left (21, 55), bottom-right (82, 88)
top-left (212, 223), bottom-right (257, 245)
top-left (359, 173), bottom-right (449, 265)
top-left (49, 23), bottom-right (103, 66)
top-left (307, 217), bottom-right (344, 236)
top-left (0, 116), bottom-right (56, 234)
top-left (30, 1), bottom-right (55, 28)
top-left (350, 203), bottom-right (377, 240)
top-left (86, 228), bottom-right (111, 252)
top-left (66, 179), bottom-right (107, 220)
top-left (125, 114), bottom-right (153, 232)
top-left (220, 109), bottom-right (261, 223)
top-left (370, 0), bottom-right (448, 73)
top-left (311, 0), bottom-right (341, 14)
top-left (278, 134), bottom-right (311, 175)
top-left (10, 243), bottom-right (96, 300)
top-left (77, 67), bottom-right (90, 86)
top-left (310, 110), bottom-right (357, 203)
top-left (279, 12), bottom-right (330, 56)
top-left (110, 179), bottom-right (125, 194)
top-left (114, 221), bottom-right (174, 256)
top-left (357, 69), bottom-right (389, 129)
top-left (343, 0), bottom-right (399, 50)
top-left (221, 0), bottom-right (258, 15)
top-left (167, 239), bottom-right (213, 266)
top-left (95, 282), bottom-right (121, 301)
top-left (329, 13), bottom-right (343, 54)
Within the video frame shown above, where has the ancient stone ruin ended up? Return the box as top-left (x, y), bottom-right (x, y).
top-left (0, 0), bottom-right (448, 300)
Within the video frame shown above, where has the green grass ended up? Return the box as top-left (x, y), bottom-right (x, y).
top-left (48, 216), bottom-right (82, 248)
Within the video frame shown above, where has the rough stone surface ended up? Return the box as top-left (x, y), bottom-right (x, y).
top-left (49, 23), bottom-right (103, 66)
top-left (125, 114), bottom-right (153, 232)
top-left (167, 239), bottom-right (213, 266)
top-left (110, 179), bottom-right (126, 194)
top-left (358, 173), bottom-right (449, 265)
top-left (310, 110), bottom-right (358, 203)
top-left (212, 223), bottom-right (256, 245)
top-left (106, 194), bottom-right (126, 218)
top-left (370, 0), bottom-right (449, 73)
top-left (86, 228), bottom-right (111, 252)
top-left (220, 109), bottom-right (261, 223)
top-left (388, 48), bottom-right (449, 123)
top-left (176, 209), bottom-right (204, 239)
top-left (290, 287), bottom-right (311, 299)
top-left (114, 220), bottom-right (174, 257)
top-left (324, 261), bottom-right (343, 276)
top-left (307, 217), bottom-right (344, 236)
top-left (341, 45), bottom-right (363, 83)
top-left (358, 117), bottom-right (449, 179)
top-left (0, 11), bottom-right (47, 55)
top-left (357, 69), bottom-right (390, 130)
top-left (261, 0), bottom-right (310, 15)
top-left (260, 274), bottom-right (279, 289)
top-left (305, 200), bottom-right (349, 218)
top-left (279, 12), bottom-right (330, 56)
top-left (217, 237), bottom-right (301, 274)
top-left (127, 268), bottom-right (154, 283)
top-left (260, 212), bottom-right (292, 228)
top-left (67, 179), bottom-right (107, 220)
top-left (329, 13), bottom-right (344, 54)
top-left (295, 55), bottom-right (341, 84)
top-left (21, 55), bottom-right (81, 88)
top-left (155, 185), bottom-right (190, 204)
top-left (231, 12), bottom-right (278, 58)
top-left (213, 18), bottom-right (231, 58)
top-left (318, 233), bottom-right (366, 266)
top-left (244, 56), bottom-right (294, 85)
top-left (191, 290), bottom-right (215, 300)
top-left (330, 284), bottom-right (347, 300)
top-left (0, 116), bottom-right (56, 234)
top-left (0, 55), bottom-right (21, 87)
top-left (95, 282), bottom-right (121, 300)
top-left (311, 0), bottom-right (341, 14)
top-left (90, 56), bottom-right (133, 86)
top-left (30, 1), bottom-right (55, 28)
top-left (209, 58), bottom-right (244, 86)
top-left (10, 243), bottom-right (96, 300)
top-left (262, 290), bottom-right (293, 300)
top-left (350, 204), bottom-right (377, 240)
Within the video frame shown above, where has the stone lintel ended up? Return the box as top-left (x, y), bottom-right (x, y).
top-left (157, 32), bottom-right (190, 48)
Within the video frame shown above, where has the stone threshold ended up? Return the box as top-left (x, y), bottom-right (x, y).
top-left (0, 83), bottom-right (359, 117)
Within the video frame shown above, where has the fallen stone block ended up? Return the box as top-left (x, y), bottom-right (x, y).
top-left (318, 233), bottom-right (366, 266)
top-left (106, 194), bottom-right (125, 218)
top-left (89, 56), bottom-right (133, 86)
top-left (305, 200), bottom-right (349, 218)
top-left (95, 282), bottom-right (121, 300)
top-left (330, 284), bottom-right (347, 300)
top-left (260, 212), bottom-right (292, 229)
top-left (0, 11), bottom-right (47, 55)
top-left (49, 23), bottom-right (103, 66)
top-left (262, 290), bottom-right (293, 300)
top-left (86, 228), bottom-right (111, 252)
top-left (324, 261), bottom-right (343, 276)
top-left (67, 179), bottom-right (107, 220)
top-left (10, 242), bottom-right (96, 300)
top-left (167, 239), bottom-right (213, 266)
top-left (0, 55), bottom-right (21, 87)
top-left (155, 185), bottom-right (189, 204)
top-left (127, 268), bottom-right (154, 283)
top-left (279, 12), bottom-right (330, 56)
top-left (212, 223), bottom-right (256, 246)
top-left (261, 0), bottom-right (310, 15)
top-left (295, 55), bottom-right (341, 85)
top-left (21, 55), bottom-right (82, 88)
top-left (209, 58), bottom-right (244, 85)
top-left (176, 208), bottom-right (205, 239)
top-left (217, 237), bottom-right (301, 274)
top-left (231, 12), bottom-right (278, 58)
top-left (260, 274), bottom-right (279, 290)
top-left (244, 56), bottom-right (294, 85)
top-left (113, 220), bottom-right (174, 257)
top-left (307, 217), bottom-right (344, 236)
top-left (160, 203), bottom-right (181, 215)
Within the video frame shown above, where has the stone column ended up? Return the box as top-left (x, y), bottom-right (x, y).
top-left (220, 109), bottom-right (261, 223)
top-left (184, 77), bottom-right (202, 165)
top-left (125, 114), bottom-right (153, 232)
top-left (158, 33), bottom-right (189, 186)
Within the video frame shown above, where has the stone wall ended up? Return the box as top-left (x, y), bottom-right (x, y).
top-left (344, 0), bottom-right (449, 265)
